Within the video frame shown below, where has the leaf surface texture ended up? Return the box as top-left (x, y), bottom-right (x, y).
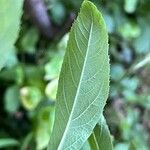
top-left (48, 1), bottom-right (109, 149)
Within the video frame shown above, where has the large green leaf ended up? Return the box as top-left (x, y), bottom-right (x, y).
top-left (48, 1), bottom-right (109, 149)
top-left (88, 115), bottom-right (113, 150)
top-left (0, 0), bottom-right (23, 70)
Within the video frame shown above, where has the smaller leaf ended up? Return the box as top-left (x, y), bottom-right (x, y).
top-left (20, 86), bottom-right (42, 110)
top-left (21, 133), bottom-right (33, 150)
top-left (45, 34), bottom-right (67, 80)
top-left (118, 21), bottom-right (140, 39)
top-left (4, 85), bottom-right (20, 114)
top-left (45, 55), bottom-right (64, 80)
top-left (88, 115), bottom-right (113, 150)
top-left (124, 0), bottom-right (138, 13)
top-left (129, 141), bottom-right (137, 150)
top-left (0, 138), bottom-right (19, 148)
top-left (20, 27), bottom-right (39, 53)
top-left (36, 106), bottom-right (55, 150)
top-left (45, 78), bottom-right (58, 100)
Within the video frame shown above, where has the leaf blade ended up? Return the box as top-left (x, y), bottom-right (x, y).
top-left (129, 141), bottom-right (137, 150)
top-left (88, 115), bottom-right (113, 150)
top-left (0, 0), bottom-right (23, 70)
top-left (0, 138), bottom-right (19, 148)
top-left (48, 1), bottom-right (109, 149)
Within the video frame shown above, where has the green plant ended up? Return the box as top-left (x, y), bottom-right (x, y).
top-left (0, 0), bottom-right (113, 149)
top-left (1, 0), bottom-right (149, 149)
top-left (47, 1), bottom-right (112, 149)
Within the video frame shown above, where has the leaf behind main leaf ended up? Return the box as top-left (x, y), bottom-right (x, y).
top-left (88, 115), bottom-right (113, 150)
top-left (48, 1), bottom-right (109, 149)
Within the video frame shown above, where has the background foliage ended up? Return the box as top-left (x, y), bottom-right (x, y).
top-left (0, 0), bottom-right (150, 149)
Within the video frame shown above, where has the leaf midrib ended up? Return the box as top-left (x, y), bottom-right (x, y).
top-left (58, 18), bottom-right (94, 149)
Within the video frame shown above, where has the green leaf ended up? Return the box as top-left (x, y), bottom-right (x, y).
top-left (48, 1), bottom-right (109, 149)
top-left (45, 34), bottom-right (67, 80)
top-left (129, 141), bottom-right (137, 150)
top-left (4, 85), bottom-right (20, 114)
top-left (45, 78), bottom-right (59, 100)
top-left (20, 86), bottom-right (42, 110)
top-left (0, 0), bottom-right (23, 70)
top-left (21, 133), bottom-right (33, 150)
top-left (21, 27), bottom-right (39, 54)
top-left (124, 0), bottom-right (138, 13)
top-left (88, 115), bottom-right (113, 150)
top-left (118, 21), bottom-right (141, 39)
top-left (36, 106), bottom-right (55, 150)
top-left (0, 138), bottom-right (19, 148)
top-left (45, 55), bottom-right (64, 80)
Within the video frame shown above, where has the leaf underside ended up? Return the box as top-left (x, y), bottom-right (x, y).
top-left (0, 0), bottom-right (23, 70)
top-left (48, 1), bottom-right (109, 150)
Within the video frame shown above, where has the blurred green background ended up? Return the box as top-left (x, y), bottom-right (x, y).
top-left (0, 0), bottom-right (150, 149)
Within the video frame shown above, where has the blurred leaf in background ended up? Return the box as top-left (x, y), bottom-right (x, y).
top-left (0, 138), bottom-right (19, 149)
top-left (0, 0), bottom-right (23, 70)
top-left (4, 85), bottom-right (20, 114)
